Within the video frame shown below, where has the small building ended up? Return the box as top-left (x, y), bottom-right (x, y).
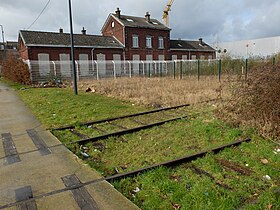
top-left (18, 8), bottom-right (215, 63)
top-left (17, 8), bottom-right (216, 82)
top-left (18, 29), bottom-right (124, 62)
top-left (170, 38), bottom-right (216, 60)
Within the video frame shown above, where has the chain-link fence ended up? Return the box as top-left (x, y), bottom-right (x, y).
top-left (24, 57), bottom-right (278, 84)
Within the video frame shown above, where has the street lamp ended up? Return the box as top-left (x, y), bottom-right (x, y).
top-left (68, 0), bottom-right (78, 95)
top-left (0, 25), bottom-right (5, 49)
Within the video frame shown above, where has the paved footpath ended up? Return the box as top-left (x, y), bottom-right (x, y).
top-left (0, 82), bottom-right (139, 210)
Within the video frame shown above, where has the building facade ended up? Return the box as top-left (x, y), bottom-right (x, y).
top-left (18, 8), bottom-right (215, 63)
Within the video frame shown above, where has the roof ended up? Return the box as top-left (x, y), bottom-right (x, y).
top-left (110, 14), bottom-right (170, 31)
top-left (170, 39), bottom-right (215, 52)
top-left (19, 30), bottom-right (124, 48)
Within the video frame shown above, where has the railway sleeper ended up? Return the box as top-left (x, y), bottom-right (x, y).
top-left (215, 158), bottom-right (253, 176)
top-left (185, 163), bottom-right (233, 190)
top-left (69, 129), bottom-right (89, 139)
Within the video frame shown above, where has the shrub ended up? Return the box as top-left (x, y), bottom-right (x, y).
top-left (1, 53), bottom-right (31, 85)
top-left (219, 63), bottom-right (280, 140)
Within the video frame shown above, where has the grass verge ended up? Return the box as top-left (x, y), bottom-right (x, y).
top-left (3, 78), bottom-right (279, 209)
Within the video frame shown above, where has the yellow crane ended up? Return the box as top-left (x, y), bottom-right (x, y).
top-left (162, 0), bottom-right (174, 27)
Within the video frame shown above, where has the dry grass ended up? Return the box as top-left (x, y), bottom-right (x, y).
top-left (219, 63), bottom-right (280, 141)
top-left (78, 76), bottom-right (230, 107)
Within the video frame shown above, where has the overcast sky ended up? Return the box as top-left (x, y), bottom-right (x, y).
top-left (1, 0), bottom-right (280, 45)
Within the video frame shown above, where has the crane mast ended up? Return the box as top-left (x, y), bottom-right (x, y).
top-left (162, 0), bottom-right (174, 27)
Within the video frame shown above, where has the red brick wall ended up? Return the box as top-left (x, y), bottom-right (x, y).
top-left (124, 27), bottom-right (170, 60)
top-left (18, 37), bottom-right (29, 60)
top-left (22, 46), bottom-right (123, 61)
top-left (170, 50), bottom-right (216, 60)
top-left (102, 16), bottom-right (125, 45)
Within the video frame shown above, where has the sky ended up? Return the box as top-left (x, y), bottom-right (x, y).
top-left (1, 0), bottom-right (280, 45)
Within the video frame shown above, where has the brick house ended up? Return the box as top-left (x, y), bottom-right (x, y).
top-left (17, 8), bottom-right (216, 81)
top-left (18, 8), bottom-right (215, 63)
top-left (18, 28), bottom-right (124, 62)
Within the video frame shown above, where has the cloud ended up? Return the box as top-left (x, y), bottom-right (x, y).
top-left (1, 0), bottom-right (280, 44)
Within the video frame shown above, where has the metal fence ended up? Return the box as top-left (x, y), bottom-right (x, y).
top-left (24, 57), bottom-right (278, 84)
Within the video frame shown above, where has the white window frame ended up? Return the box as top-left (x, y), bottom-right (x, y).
top-left (146, 35), bottom-right (152, 48)
top-left (132, 35), bottom-right (139, 48)
top-left (158, 36), bottom-right (164, 49)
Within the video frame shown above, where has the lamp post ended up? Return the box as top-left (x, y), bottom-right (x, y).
top-left (0, 25), bottom-right (5, 49)
top-left (68, 0), bottom-right (78, 95)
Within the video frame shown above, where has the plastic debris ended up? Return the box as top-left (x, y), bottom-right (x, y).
top-left (132, 187), bottom-right (140, 193)
top-left (263, 175), bottom-right (271, 180)
top-left (80, 151), bottom-right (90, 158)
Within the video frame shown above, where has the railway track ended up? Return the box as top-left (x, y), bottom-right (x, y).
top-left (51, 103), bottom-right (194, 145)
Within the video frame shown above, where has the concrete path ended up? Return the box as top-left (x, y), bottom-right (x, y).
top-left (0, 82), bottom-right (139, 210)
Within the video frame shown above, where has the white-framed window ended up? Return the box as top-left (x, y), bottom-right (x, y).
top-left (191, 55), bottom-right (197, 60)
top-left (132, 35), bottom-right (139, 48)
top-left (158, 36), bottom-right (164, 49)
top-left (158, 55), bottom-right (165, 61)
top-left (200, 55), bottom-right (205, 60)
top-left (146, 35), bottom-right (152, 48)
top-left (38, 53), bottom-right (50, 76)
top-left (172, 55), bottom-right (177, 60)
top-left (182, 55), bottom-right (188, 60)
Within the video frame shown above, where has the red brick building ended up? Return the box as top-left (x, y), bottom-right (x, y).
top-left (18, 8), bottom-right (215, 63)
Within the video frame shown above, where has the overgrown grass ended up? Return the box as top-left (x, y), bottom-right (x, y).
top-left (3, 77), bottom-right (279, 209)
top-left (57, 105), bottom-right (246, 176)
top-left (78, 77), bottom-right (227, 107)
top-left (16, 87), bottom-right (147, 128)
top-left (113, 137), bottom-right (280, 209)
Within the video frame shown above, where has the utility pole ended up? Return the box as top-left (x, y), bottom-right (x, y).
top-left (0, 25), bottom-right (5, 49)
top-left (68, 0), bottom-right (78, 95)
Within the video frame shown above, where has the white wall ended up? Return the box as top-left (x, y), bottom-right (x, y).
top-left (216, 36), bottom-right (280, 58)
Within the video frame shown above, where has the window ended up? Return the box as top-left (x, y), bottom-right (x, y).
top-left (200, 55), bottom-right (205, 60)
top-left (132, 35), bottom-right (139, 48)
top-left (146, 36), bottom-right (152, 48)
top-left (38, 53), bottom-right (50, 76)
top-left (158, 36), bottom-right (164, 49)
top-left (111, 21), bottom-right (115, 28)
top-left (172, 55), bottom-right (177, 60)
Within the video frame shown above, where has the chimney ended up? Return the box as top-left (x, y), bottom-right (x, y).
top-left (115, 8), bottom-right (121, 18)
top-left (81, 27), bottom-right (86, 35)
top-left (145, 12), bottom-right (151, 22)
top-left (199, 38), bottom-right (203, 45)
top-left (59, 28), bottom-right (63, 33)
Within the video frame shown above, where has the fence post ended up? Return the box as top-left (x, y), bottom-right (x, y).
top-left (148, 62), bottom-right (151, 77)
top-left (173, 60), bottom-right (176, 79)
top-left (112, 60), bottom-right (116, 79)
top-left (180, 61), bottom-right (183, 79)
top-left (128, 61), bottom-right (132, 78)
top-left (273, 56), bottom-right (276, 65)
top-left (94, 61), bottom-right (99, 80)
top-left (245, 58), bottom-right (248, 80)
top-left (164, 61), bottom-right (168, 75)
top-left (160, 62), bottom-right (163, 77)
top-left (75, 61), bottom-right (79, 81)
top-left (197, 60), bottom-right (200, 81)
top-left (141, 61), bottom-right (145, 76)
top-left (218, 59), bottom-right (222, 82)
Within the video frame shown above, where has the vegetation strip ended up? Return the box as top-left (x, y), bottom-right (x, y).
top-left (51, 103), bottom-right (191, 131)
top-left (104, 138), bottom-right (251, 182)
top-left (67, 115), bottom-right (188, 145)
